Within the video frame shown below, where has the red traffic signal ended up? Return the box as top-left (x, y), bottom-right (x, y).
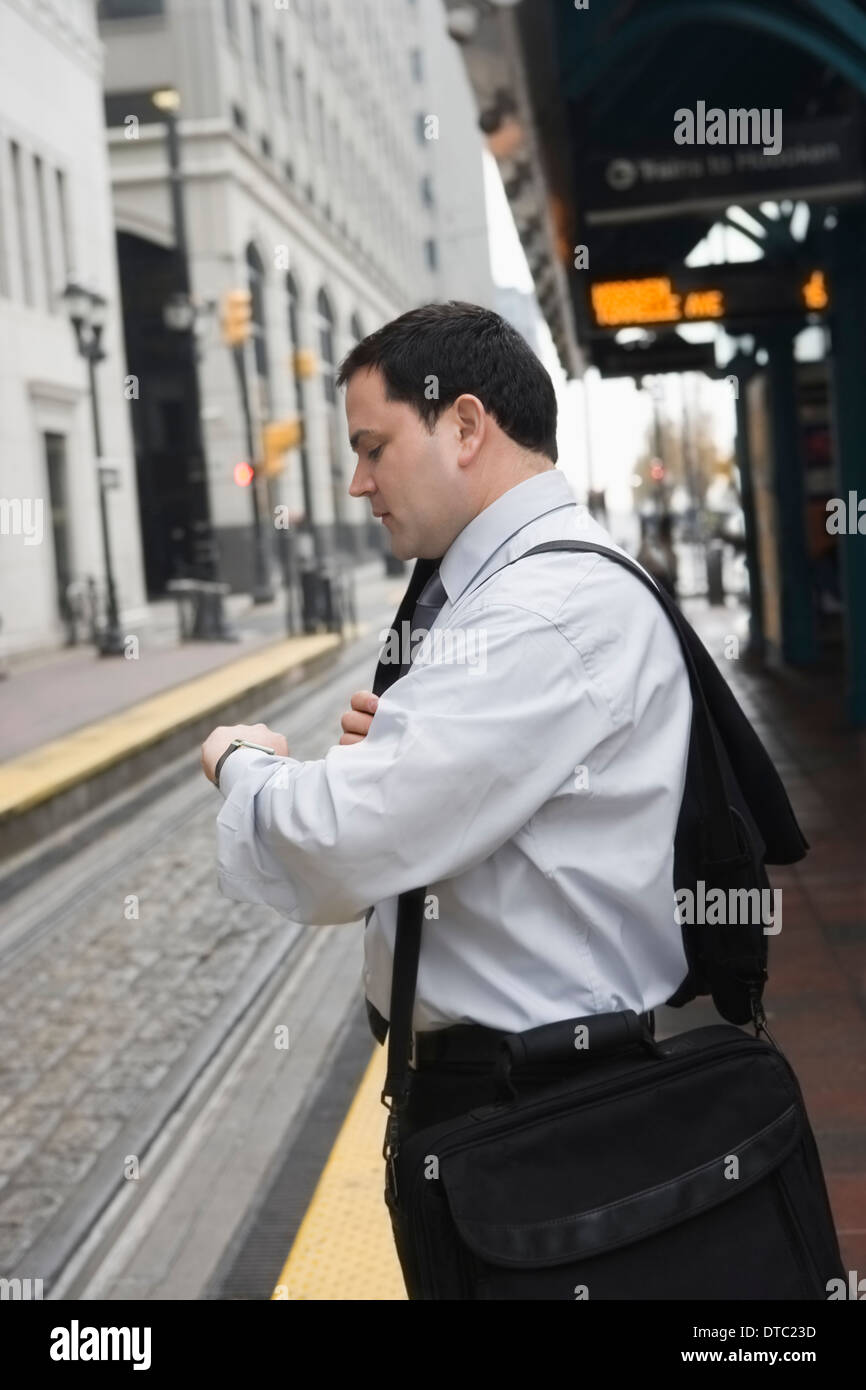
top-left (234, 461), bottom-right (255, 487)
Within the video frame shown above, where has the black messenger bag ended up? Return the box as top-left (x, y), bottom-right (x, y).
top-left (379, 542), bottom-right (844, 1300)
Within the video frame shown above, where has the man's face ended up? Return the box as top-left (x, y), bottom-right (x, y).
top-left (345, 366), bottom-right (464, 560)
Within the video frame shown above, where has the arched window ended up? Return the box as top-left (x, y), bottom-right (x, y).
top-left (286, 271), bottom-right (301, 353)
top-left (245, 242), bottom-right (270, 409)
top-left (317, 287), bottom-right (336, 405)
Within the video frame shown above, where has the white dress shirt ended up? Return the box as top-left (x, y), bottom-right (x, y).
top-left (216, 468), bottom-right (692, 1034)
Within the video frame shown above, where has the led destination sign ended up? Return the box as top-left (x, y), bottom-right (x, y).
top-left (587, 266), bottom-right (829, 332)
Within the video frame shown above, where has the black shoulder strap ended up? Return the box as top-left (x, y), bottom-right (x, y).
top-left (382, 539), bottom-right (801, 1108)
top-left (522, 542), bottom-right (806, 864)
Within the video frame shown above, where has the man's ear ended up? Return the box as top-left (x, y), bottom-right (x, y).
top-left (453, 393), bottom-right (485, 461)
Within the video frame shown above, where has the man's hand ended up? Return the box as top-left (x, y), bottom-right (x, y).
top-left (338, 690), bottom-right (379, 745)
top-left (201, 722), bottom-right (290, 786)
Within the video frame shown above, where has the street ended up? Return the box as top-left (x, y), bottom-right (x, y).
top-left (0, 600), bottom-right (390, 1297)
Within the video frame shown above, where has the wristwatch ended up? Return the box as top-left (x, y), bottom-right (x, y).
top-left (214, 737), bottom-right (276, 790)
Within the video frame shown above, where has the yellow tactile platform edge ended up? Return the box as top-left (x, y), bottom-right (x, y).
top-left (271, 1042), bottom-right (407, 1300)
top-left (0, 629), bottom-right (358, 820)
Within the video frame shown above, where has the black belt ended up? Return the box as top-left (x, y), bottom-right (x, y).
top-left (366, 998), bottom-right (655, 1068)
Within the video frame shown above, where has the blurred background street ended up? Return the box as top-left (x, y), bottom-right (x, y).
top-left (0, 0), bottom-right (863, 1302)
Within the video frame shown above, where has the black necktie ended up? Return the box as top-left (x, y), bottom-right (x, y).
top-left (372, 556), bottom-right (446, 696)
top-left (365, 557), bottom-right (447, 1043)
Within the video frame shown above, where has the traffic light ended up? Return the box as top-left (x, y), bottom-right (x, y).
top-left (234, 461), bottom-right (254, 487)
top-left (222, 288), bottom-right (252, 346)
top-left (262, 417), bottom-right (302, 477)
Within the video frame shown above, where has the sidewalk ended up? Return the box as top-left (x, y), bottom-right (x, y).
top-left (0, 559), bottom-right (389, 761)
top-left (0, 557), bottom-right (401, 862)
top-left (684, 594), bottom-right (866, 1274)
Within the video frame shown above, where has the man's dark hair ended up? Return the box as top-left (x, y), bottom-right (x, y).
top-left (336, 300), bottom-right (558, 462)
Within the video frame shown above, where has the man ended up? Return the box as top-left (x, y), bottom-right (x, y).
top-left (201, 302), bottom-right (692, 1277)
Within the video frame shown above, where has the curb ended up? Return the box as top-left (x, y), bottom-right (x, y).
top-left (0, 632), bottom-right (348, 863)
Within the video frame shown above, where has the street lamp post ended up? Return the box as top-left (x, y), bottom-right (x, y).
top-left (60, 281), bottom-right (125, 656)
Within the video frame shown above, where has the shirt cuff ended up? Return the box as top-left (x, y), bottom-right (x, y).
top-left (216, 745), bottom-right (278, 799)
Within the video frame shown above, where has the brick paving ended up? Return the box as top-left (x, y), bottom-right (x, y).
top-left (684, 596), bottom-right (866, 1275)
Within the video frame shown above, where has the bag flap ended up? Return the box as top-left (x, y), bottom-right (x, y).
top-left (439, 1050), bottom-right (800, 1269)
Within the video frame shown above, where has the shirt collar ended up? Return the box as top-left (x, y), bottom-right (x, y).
top-left (438, 467), bottom-right (579, 606)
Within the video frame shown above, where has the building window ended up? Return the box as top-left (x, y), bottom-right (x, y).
top-left (350, 312), bottom-right (363, 343)
top-left (232, 103), bottom-right (247, 131)
top-left (246, 242), bottom-right (271, 414)
top-left (420, 173), bottom-right (434, 208)
top-left (410, 48), bottom-right (423, 82)
top-left (275, 35), bottom-right (289, 110)
top-left (98, 0), bottom-right (164, 17)
top-left (55, 169), bottom-right (70, 283)
top-left (223, 0), bottom-right (237, 36)
top-left (44, 433), bottom-right (72, 622)
top-left (33, 155), bottom-right (54, 309)
top-left (295, 68), bottom-right (307, 132)
top-left (286, 272), bottom-right (300, 352)
top-left (313, 1), bottom-right (328, 47)
top-left (314, 93), bottom-right (325, 156)
top-left (316, 287), bottom-right (336, 405)
top-left (259, 133), bottom-right (272, 159)
top-left (425, 238), bottom-right (438, 272)
top-left (330, 119), bottom-right (341, 191)
top-left (414, 112), bottom-right (427, 145)
top-left (10, 143), bottom-right (33, 306)
top-left (250, 3), bottom-right (265, 73)
top-left (0, 152), bottom-right (8, 297)
top-left (284, 159), bottom-right (295, 184)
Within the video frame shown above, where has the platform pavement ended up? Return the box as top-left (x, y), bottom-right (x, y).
top-left (679, 597), bottom-right (866, 1278)
top-left (0, 558), bottom-right (392, 762)
top-left (0, 559), bottom-right (405, 854)
top-left (275, 594), bottom-right (866, 1296)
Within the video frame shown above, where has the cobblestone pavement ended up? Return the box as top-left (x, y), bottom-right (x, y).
top-left (0, 592), bottom-right (391, 1277)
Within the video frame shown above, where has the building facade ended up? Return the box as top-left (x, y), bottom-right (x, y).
top-left (0, 0), bottom-right (147, 656)
top-left (99, 0), bottom-right (495, 596)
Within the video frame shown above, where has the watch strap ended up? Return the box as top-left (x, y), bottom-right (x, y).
top-left (214, 739), bottom-right (242, 790)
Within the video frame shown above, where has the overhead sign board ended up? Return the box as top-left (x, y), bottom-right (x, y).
top-left (586, 263), bottom-right (830, 334)
top-left (582, 118), bottom-right (863, 226)
top-left (590, 336), bottom-right (717, 379)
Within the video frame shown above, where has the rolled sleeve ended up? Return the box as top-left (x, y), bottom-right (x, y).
top-left (215, 603), bottom-right (617, 926)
